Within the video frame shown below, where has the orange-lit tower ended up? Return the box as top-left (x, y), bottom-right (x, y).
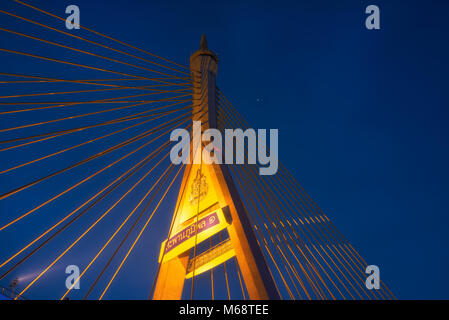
top-left (152, 36), bottom-right (279, 300)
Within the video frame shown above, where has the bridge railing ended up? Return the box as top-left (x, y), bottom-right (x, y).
top-left (0, 286), bottom-right (27, 300)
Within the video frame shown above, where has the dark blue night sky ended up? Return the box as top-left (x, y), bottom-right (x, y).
top-left (0, 0), bottom-right (448, 299)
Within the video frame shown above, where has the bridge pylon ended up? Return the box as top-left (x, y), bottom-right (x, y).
top-left (152, 35), bottom-right (279, 300)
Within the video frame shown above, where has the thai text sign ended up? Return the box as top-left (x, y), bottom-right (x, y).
top-left (159, 207), bottom-right (231, 263)
top-left (166, 212), bottom-right (219, 254)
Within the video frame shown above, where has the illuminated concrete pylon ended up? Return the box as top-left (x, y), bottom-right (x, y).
top-left (153, 35), bottom-right (279, 300)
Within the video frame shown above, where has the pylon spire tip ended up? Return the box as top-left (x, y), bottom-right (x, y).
top-left (200, 34), bottom-right (208, 50)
